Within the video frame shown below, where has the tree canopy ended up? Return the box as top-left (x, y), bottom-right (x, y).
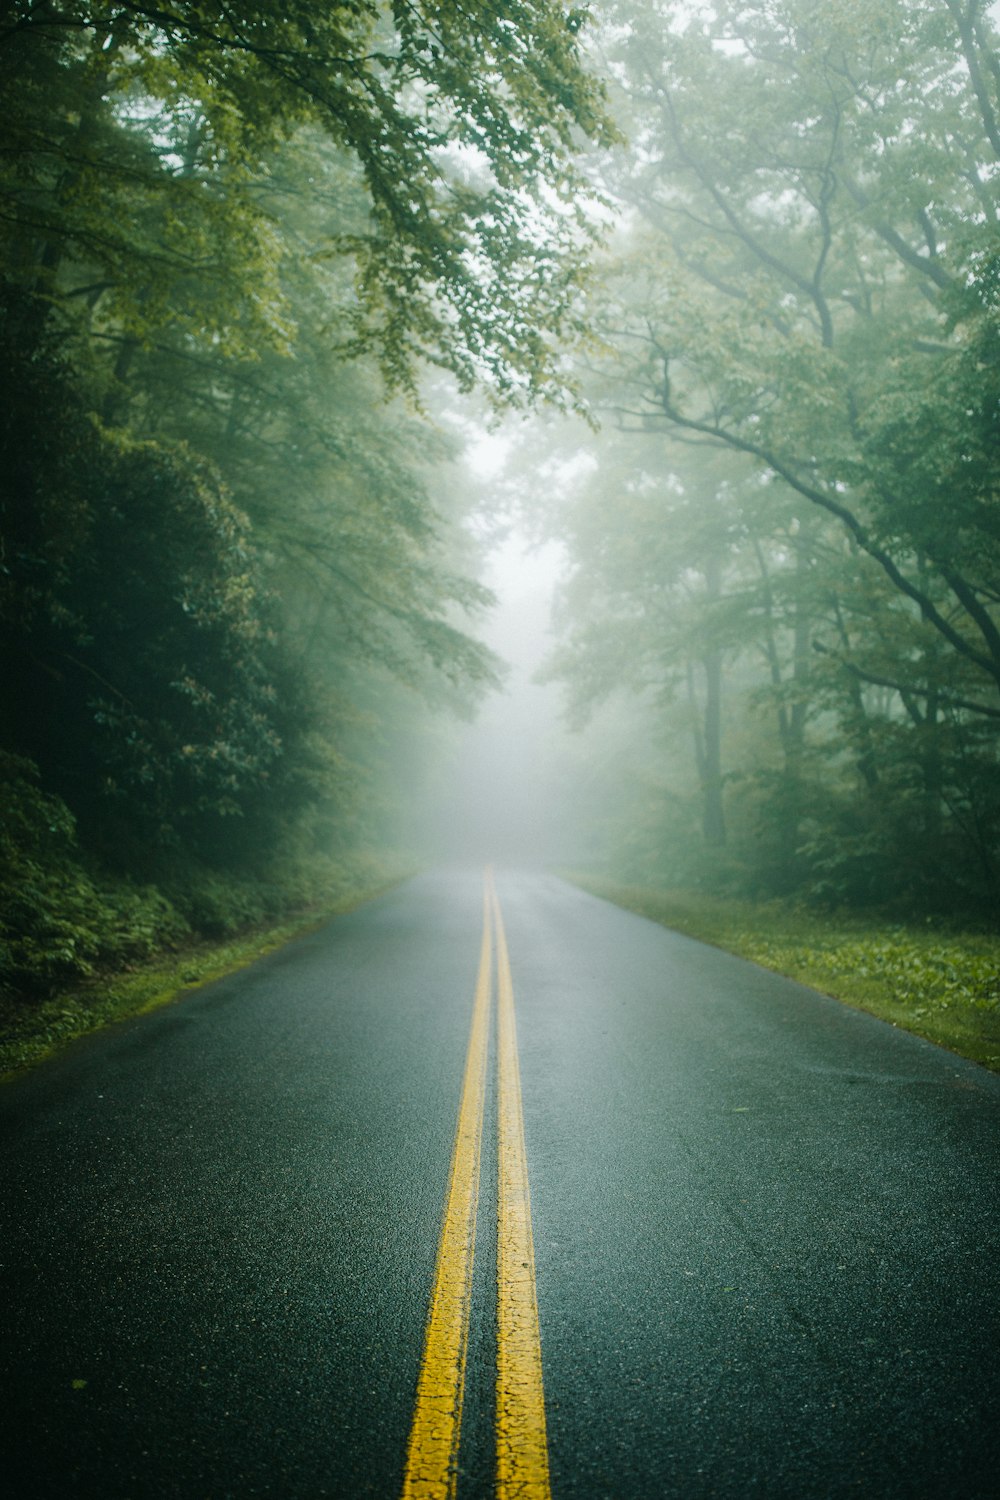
top-left (1, 0), bottom-right (614, 396)
top-left (0, 0), bottom-right (615, 996)
top-left (540, 0), bottom-right (1000, 912)
top-left (4, 0), bottom-right (1000, 1002)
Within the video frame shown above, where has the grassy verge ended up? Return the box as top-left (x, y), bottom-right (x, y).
top-left (563, 873), bottom-right (1000, 1073)
top-left (0, 875), bottom-right (403, 1083)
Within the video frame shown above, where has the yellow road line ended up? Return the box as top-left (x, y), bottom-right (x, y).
top-left (492, 873), bottom-right (553, 1500)
top-left (400, 879), bottom-right (493, 1500)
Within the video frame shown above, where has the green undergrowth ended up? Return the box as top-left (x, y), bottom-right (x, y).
top-left (0, 870), bottom-right (406, 1083)
top-left (564, 873), bottom-right (1000, 1073)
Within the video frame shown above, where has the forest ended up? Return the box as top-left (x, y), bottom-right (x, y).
top-left (536, 0), bottom-right (1000, 922)
top-left (2, 0), bottom-right (999, 1014)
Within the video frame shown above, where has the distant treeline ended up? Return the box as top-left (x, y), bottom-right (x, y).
top-left (0, 1), bottom-right (611, 996)
top-left (541, 0), bottom-right (1000, 919)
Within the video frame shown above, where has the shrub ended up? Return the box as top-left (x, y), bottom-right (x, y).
top-left (0, 753), bottom-right (188, 996)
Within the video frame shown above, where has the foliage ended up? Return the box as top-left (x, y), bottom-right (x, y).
top-left (0, 304), bottom-right (315, 851)
top-left (0, 850), bottom-right (405, 1077)
top-left (0, 752), bottom-right (190, 993)
top-left (110, 132), bottom-right (505, 706)
top-left (593, 0), bottom-right (1000, 692)
top-left (0, 0), bottom-right (614, 401)
top-left (540, 0), bottom-right (1000, 917)
top-left (1, 2), bottom-right (608, 1006)
top-left (0, 744), bottom-right (406, 1002)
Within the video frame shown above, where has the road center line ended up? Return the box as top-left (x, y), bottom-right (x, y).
top-left (492, 873), bottom-right (553, 1500)
top-left (400, 878), bottom-right (493, 1500)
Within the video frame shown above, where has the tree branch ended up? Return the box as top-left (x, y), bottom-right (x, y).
top-left (652, 393), bottom-right (1000, 690)
top-left (945, 0), bottom-right (1000, 158)
top-left (814, 644), bottom-right (1000, 722)
top-left (658, 86), bottom-right (835, 346)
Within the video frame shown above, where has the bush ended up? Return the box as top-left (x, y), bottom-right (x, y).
top-left (0, 753), bottom-right (189, 996)
top-left (1, 754), bottom-right (399, 1003)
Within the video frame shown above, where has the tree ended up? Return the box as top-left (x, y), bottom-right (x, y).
top-left (97, 128), bottom-right (504, 699)
top-left (0, 0), bottom-right (615, 400)
top-left (542, 0), bottom-right (1000, 909)
top-left (594, 0), bottom-right (1000, 708)
top-left (0, 306), bottom-right (310, 858)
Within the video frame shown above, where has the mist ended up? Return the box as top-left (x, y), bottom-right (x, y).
top-left (4, 0), bottom-right (1000, 1030)
top-left (417, 529), bottom-right (578, 868)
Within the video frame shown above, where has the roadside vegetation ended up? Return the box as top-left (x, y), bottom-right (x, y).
top-left (568, 874), bottom-right (1000, 1073)
top-left (528, 0), bottom-right (1000, 928)
top-left (4, 1), bottom-right (999, 1049)
top-left (0, 2), bottom-right (612, 1025)
top-left (0, 862), bottom-right (406, 1081)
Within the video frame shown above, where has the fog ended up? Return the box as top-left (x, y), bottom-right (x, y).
top-left (420, 531), bottom-right (580, 868)
top-left (5, 0), bottom-right (998, 1044)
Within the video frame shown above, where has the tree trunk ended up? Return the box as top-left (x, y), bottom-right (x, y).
top-left (701, 645), bottom-right (726, 846)
top-left (689, 554), bottom-right (726, 848)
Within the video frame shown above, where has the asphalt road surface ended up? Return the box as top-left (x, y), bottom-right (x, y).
top-left (1, 868), bottom-right (999, 1498)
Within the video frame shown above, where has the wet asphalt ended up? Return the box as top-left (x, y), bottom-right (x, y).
top-left (1, 868), bottom-right (998, 1498)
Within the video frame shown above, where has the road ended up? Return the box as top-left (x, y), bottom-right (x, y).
top-left (1, 868), bottom-right (999, 1498)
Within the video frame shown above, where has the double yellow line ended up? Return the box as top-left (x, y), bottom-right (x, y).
top-left (400, 869), bottom-right (551, 1500)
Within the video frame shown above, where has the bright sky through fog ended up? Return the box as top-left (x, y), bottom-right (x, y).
top-left (433, 528), bottom-right (569, 864)
top-left (417, 419), bottom-right (588, 865)
top-left (465, 429), bottom-right (514, 482)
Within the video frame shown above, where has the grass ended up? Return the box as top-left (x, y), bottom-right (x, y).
top-left (563, 873), bottom-right (1000, 1073)
top-left (0, 876), bottom-right (401, 1083)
